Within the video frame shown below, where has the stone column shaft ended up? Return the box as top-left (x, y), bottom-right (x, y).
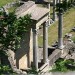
top-left (33, 28), bottom-right (38, 70)
top-left (43, 22), bottom-right (48, 63)
top-left (58, 12), bottom-right (64, 49)
top-left (48, 3), bottom-right (50, 26)
top-left (53, 0), bottom-right (57, 21)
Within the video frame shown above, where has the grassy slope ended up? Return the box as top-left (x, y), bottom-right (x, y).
top-left (38, 8), bottom-right (75, 46)
top-left (0, 0), bottom-right (16, 7)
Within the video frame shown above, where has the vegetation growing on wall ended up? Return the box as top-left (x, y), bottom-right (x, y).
top-left (0, 10), bottom-right (33, 74)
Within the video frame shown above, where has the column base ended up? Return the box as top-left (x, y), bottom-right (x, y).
top-left (58, 45), bottom-right (64, 50)
top-left (43, 59), bottom-right (49, 66)
top-left (58, 45), bottom-right (64, 54)
top-left (44, 59), bottom-right (49, 68)
top-left (46, 59), bottom-right (49, 65)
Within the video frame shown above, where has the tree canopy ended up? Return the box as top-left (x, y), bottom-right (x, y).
top-left (0, 11), bottom-right (33, 51)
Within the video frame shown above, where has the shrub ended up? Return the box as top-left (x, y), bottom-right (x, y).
top-left (27, 68), bottom-right (38, 74)
top-left (50, 58), bottom-right (75, 72)
top-left (0, 65), bottom-right (13, 74)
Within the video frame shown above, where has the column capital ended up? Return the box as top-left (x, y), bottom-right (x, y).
top-left (44, 20), bottom-right (49, 27)
top-left (32, 28), bottom-right (39, 34)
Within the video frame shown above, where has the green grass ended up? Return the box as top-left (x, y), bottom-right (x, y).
top-left (71, 32), bottom-right (75, 43)
top-left (0, 0), bottom-right (16, 7)
top-left (38, 8), bottom-right (75, 46)
top-left (0, 0), bottom-right (19, 12)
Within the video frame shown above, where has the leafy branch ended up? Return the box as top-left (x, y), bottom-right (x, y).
top-left (0, 11), bottom-right (33, 51)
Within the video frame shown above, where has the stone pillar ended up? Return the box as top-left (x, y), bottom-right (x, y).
top-left (48, 3), bottom-right (50, 26)
top-left (43, 21), bottom-right (48, 63)
top-left (53, 0), bottom-right (57, 21)
top-left (33, 28), bottom-right (38, 70)
top-left (58, 10), bottom-right (64, 49)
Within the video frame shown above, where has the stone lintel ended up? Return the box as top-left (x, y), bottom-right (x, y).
top-left (36, 15), bottom-right (48, 28)
top-left (16, 1), bottom-right (49, 21)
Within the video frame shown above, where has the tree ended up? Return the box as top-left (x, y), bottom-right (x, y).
top-left (0, 10), bottom-right (33, 52)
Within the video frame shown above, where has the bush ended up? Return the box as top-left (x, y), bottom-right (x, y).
top-left (27, 68), bottom-right (38, 74)
top-left (0, 64), bottom-right (13, 74)
top-left (50, 58), bottom-right (75, 72)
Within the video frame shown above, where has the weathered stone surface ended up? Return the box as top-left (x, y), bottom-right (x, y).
top-left (16, 1), bottom-right (49, 21)
top-left (48, 49), bottom-right (61, 66)
top-left (5, 50), bottom-right (27, 74)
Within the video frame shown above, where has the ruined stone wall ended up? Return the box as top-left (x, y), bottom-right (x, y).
top-left (10, 28), bottom-right (33, 70)
top-left (15, 29), bottom-right (33, 69)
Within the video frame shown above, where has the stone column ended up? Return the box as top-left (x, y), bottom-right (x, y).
top-left (43, 21), bottom-right (48, 63)
top-left (48, 3), bottom-right (50, 26)
top-left (53, 0), bottom-right (57, 21)
top-left (33, 28), bottom-right (38, 70)
top-left (58, 10), bottom-right (64, 49)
